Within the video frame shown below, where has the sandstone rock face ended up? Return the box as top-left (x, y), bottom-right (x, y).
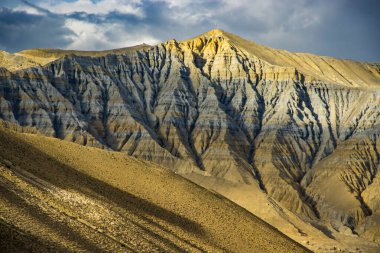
top-left (1, 29), bottom-right (380, 251)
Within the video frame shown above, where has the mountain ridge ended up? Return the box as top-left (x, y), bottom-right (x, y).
top-left (1, 29), bottom-right (379, 87)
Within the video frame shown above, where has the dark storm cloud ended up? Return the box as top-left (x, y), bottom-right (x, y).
top-left (308, 0), bottom-right (380, 61)
top-left (0, 7), bottom-right (74, 52)
top-left (0, 0), bottom-right (379, 61)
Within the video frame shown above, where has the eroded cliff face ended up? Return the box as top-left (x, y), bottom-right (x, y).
top-left (1, 29), bottom-right (380, 251)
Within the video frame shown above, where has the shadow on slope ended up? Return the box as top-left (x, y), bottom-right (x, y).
top-left (0, 129), bottom-right (205, 238)
top-left (0, 219), bottom-right (68, 253)
top-left (0, 185), bottom-right (109, 253)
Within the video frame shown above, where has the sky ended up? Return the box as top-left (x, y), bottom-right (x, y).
top-left (0, 0), bottom-right (379, 62)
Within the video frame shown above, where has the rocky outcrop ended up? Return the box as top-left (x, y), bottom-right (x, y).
top-left (1, 29), bottom-right (380, 250)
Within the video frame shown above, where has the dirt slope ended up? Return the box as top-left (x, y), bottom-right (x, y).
top-left (0, 125), bottom-right (308, 253)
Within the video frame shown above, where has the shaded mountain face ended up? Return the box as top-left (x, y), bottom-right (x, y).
top-left (1, 29), bottom-right (380, 251)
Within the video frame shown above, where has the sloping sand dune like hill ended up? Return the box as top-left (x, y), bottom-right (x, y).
top-left (0, 44), bottom-right (151, 71)
top-left (0, 124), bottom-right (309, 253)
top-left (0, 50), bottom-right (40, 72)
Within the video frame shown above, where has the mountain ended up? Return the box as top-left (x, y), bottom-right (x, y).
top-left (0, 29), bottom-right (380, 252)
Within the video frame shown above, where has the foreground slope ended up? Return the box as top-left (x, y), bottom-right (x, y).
top-left (0, 124), bottom-right (308, 253)
top-left (1, 29), bottom-right (380, 251)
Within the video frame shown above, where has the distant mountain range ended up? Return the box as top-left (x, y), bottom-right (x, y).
top-left (1, 29), bottom-right (379, 252)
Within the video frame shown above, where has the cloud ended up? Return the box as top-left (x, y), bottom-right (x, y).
top-left (0, 0), bottom-right (379, 61)
top-left (39, 0), bottom-right (144, 16)
top-left (13, 5), bottom-right (45, 15)
top-left (0, 7), bottom-right (74, 52)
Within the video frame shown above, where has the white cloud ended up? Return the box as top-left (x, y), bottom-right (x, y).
top-left (64, 19), bottom-right (160, 50)
top-left (13, 5), bottom-right (45, 15)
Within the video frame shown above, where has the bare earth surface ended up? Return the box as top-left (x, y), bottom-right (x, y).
top-left (0, 125), bottom-right (308, 253)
